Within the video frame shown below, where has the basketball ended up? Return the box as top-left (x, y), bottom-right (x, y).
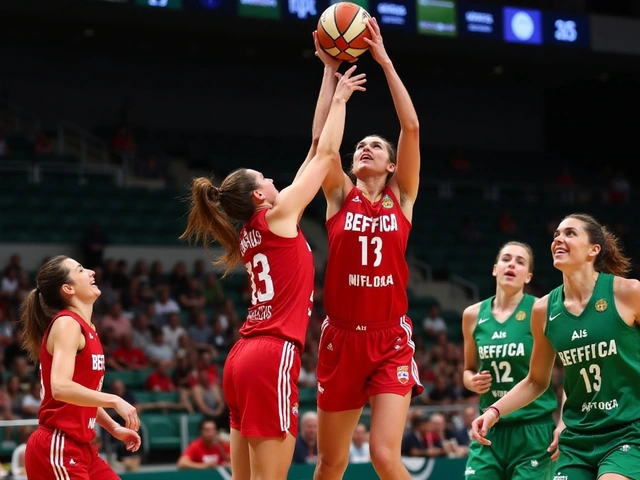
top-left (317, 2), bottom-right (372, 61)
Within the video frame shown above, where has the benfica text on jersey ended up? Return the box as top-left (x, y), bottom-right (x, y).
top-left (324, 187), bottom-right (411, 324)
top-left (239, 209), bottom-right (315, 351)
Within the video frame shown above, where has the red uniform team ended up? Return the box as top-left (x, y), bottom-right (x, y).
top-left (319, 186), bottom-right (422, 412)
top-left (224, 209), bottom-right (314, 439)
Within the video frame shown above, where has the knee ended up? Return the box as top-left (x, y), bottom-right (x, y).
top-left (369, 445), bottom-right (400, 473)
top-left (316, 452), bottom-right (350, 475)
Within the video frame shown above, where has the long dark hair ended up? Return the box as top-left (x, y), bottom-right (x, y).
top-left (565, 213), bottom-right (631, 277)
top-left (20, 255), bottom-right (72, 362)
top-left (180, 169), bottom-right (258, 277)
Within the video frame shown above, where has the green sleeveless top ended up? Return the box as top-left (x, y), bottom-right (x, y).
top-left (545, 273), bottom-right (640, 431)
top-left (475, 293), bottom-right (557, 423)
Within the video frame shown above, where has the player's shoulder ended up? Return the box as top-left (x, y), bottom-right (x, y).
top-left (532, 295), bottom-right (551, 316)
top-left (462, 301), bottom-right (482, 321)
top-left (613, 275), bottom-right (640, 294)
top-left (50, 314), bottom-right (81, 331)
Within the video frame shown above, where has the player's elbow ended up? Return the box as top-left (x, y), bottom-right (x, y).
top-left (527, 373), bottom-right (551, 396)
top-left (50, 379), bottom-right (70, 401)
top-left (402, 119), bottom-right (420, 133)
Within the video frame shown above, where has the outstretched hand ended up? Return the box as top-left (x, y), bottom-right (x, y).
top-left (112, 426), bottom-right (141, 452)
top-left (363, 17), bottom-right (390, 65)
top-left (333, 65), bottom-right (367, 102)
top-left (313, 30), bottom-right (343, 70)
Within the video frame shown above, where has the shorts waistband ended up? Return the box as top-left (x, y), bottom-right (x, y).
top-left (325, 315), bottom-right (407, 331)
top-left (240, 335), bottom-right (301, 353)
top-left (494, 414), bottom-right (555, 428)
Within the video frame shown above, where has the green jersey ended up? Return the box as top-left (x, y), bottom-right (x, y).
top-left (545, 273), bottom-right (640, 432)
top-left (475, 293), bottom-right (557, 423)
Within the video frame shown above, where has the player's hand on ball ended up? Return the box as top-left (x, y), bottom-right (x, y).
top-left (313, 31), bottom-right (343, 70)
top-left (333, 65), bottom-right (366, 102)
top-left (363, 17), bottom-right (390, 65)
top-left (470, 370), bottom-right (492, 394)
top-left (112, 426), bottom-right (142, 452)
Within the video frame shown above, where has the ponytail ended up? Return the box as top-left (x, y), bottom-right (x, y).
top-left (180, 171), bottom-right (258, 277)
top-left (565, 213), bottom-right (631, 277)
top-left (20, 255), bottom-right (71, 362)
top-left (598, 225), bottom-right (631, 277)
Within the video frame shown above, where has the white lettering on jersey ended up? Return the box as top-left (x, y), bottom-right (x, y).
top-left (92, 354), bottom-right (105, 371)
top-left (343, 212), bottom-right (398, 233)
top-left (239, 229), bottom-right (263, 256)
top-left (491, 331), bottom-right (507, 340)
top-left (557, 340), bottom-right (618, 366)
top-left (247, 305), bottom-right (272, 321)
top-left (88, 417), bottom-right (96, 430)
top-left (348, 274), bottom-right (394, 287)
top-left (477, 343), bottom-right (525, 359)
top-left (571, 329), bottom-right (588, 341)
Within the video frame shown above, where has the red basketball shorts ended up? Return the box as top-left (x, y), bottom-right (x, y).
top-left (25, 427), bottom-right (119, 480)
top-left (224, 336), bottom-right (301, 438)
top-left (316, 315), bottom-right (423, 411)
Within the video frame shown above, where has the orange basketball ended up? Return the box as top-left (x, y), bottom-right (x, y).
top-left (317, 2), bottom-right (372, 61)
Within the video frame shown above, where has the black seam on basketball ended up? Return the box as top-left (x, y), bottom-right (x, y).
top-left (339, 4), bottom-right (359, 43)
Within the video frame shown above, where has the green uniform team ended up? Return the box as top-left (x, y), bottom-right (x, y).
top-left (544, 273), bottom-right (640, 480)
top-left (466, 293), bottom-right (558, 480)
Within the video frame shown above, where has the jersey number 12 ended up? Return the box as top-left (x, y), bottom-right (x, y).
top-left (245, 253), bottom-right (275, 305)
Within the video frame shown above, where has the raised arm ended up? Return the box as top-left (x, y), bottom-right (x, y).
top-left (267, 66), bottom-right (366, 235)
top-left (365, 17), bottom-right (420, 203)
top-left (294, 32), bottom-right (342, 183)
top-left (472, 296), bottom-right (556, 444)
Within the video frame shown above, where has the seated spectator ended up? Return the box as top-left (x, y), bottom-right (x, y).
top-left (154, 285), bottom-right (181, 319)
top-left (111, 333), bottom-right (149, 371)
top-left (131, 312), bottom-right (153, 351)
top-left (349, 423), bottom-right (370, 464)
top-left (177, 417), bottom-right (230, 469)
top-left (12, 356), bottom-right (35, 394)
top-left (292, 411), bottom-right (318, 464)
top-left (201, 273), bottom-right (224, 307)
top-left (21, 381), bottom-right (41, 418)
top-left (145, 327), bottom-right (175, 366)
top-left (100, 302), bottom-right (132, 342)
top-left (426, 413), bottom-right (463, 458)
top-left (178, 278), bottom-right (206, 310)
top-left (401, 414), bottom-right (436, 457)
top-left (191, 369), bottom-right (225, 420)
top-left (188, 310), bottom-right (213, 351)
top-left (422, 304), bottom-right (447, 338)
top-left (146, 359), bottom-right (176, 392)
top-left (163, 312), bottom-right (187, 350)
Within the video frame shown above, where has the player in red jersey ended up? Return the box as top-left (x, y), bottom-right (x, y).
top-left (20, 255), bottom-right (141, 480)
top-left (179, 66), bottom-right (365, 480)
top-left (310, 18), bottom-right (422, 480)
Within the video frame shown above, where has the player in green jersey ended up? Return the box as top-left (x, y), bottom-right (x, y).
top-left (472, 213), bottom-right (640, 480)
top-left (462, 241), bottom-right (558, 480)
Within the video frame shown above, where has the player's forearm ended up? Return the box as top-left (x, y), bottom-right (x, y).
top-left (295, 66), bottom-right (339, 183)
top-left (379, 60), bottom-right (419, 130)
top-left (51, 380), bottom-right (118, 409)
top-left (491, 376), bottom-right (548, 417)
top-left (462, 369), bottom-right (478, 391)
top-left (312, 65), bottom-right (340, 143)
top-left (96, 407), bottom-right (119, 435)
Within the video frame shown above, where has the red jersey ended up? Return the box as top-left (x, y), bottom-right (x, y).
top-left (183, 438), bottom-right (231, 465)
top-left (38, 310), bottom-right (106, 444)
top-left (238, 209), bottom-right (314, 351)
top-left (324, 187), bottom-right (411, 324)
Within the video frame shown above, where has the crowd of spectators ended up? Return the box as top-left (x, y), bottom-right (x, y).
top-left (0, 251), bottom-right (565, 470)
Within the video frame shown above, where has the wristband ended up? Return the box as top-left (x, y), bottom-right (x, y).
top-left (484, 405), bottom-right (500, 422)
